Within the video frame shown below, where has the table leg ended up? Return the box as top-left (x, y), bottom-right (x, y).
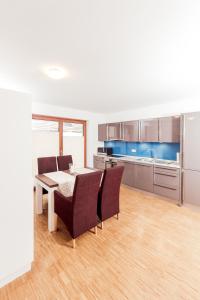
top-left (36, 183), bottom-right (43, 214)
top-left (48, 190), bottom-right (57, 232)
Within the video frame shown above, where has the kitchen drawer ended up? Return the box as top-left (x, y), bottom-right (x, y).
top-left (154, 166), bottom-right (180, 200)
top-left (154, 166), bottom-right (179, 176)
top-left (154, 173), bottom-right (179, 190)
top-left (154, 185), bottom-right (179, 201)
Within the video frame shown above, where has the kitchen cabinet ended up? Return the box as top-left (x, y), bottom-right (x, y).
top-left (122, 120), bottom-right (139, 142)
top-left (117, 159), bottom-right (180, 200)
top-left (134, 164), bottom-right (154, 192)
top-left (159, 116), bottom-right (180, 143)
top-left (140, 118), bottom-right (159, 142)
top-left (108, 123), bottom-right (121, 140)
top-left (120, 162), bottom-right (136, 186)
top-left (117, 160), bottom-right (153, 192)
top-left (98, 115), bottom-right (180, 142)
top-left (93, 155), bottom-right (105, 170)
top-left (98, 124), bottom-right (108, 141)
top-left (153, 166), bottom-right (180, 201)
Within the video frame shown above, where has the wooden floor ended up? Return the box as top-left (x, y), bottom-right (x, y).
top-left (1, 186), bottom-right (200, 299)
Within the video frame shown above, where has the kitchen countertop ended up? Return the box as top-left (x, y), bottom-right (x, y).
top-left (94, 154), bottom-right (180, 169)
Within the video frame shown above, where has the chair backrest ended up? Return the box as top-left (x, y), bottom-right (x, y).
top-left (37, 156), bottom-right (57, 174)
top-left (57, 155), bottom-right (73, 171)
top-left (72, 171), bottom-right (102, 238)
top-left (98, 166), bottom-right (124, 221)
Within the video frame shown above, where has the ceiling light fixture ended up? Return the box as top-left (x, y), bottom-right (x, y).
top-left (45, 67), bottom-right (67, 79)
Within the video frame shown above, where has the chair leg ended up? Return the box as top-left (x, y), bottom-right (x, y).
top-left (72, 239), bottom-right (76, 249)
top-left (94, 226), bottom-right (97, 235)
top-left (101, 222), bottom-right (104, 229)
top-left (117, 213), bottom-right (119, 220)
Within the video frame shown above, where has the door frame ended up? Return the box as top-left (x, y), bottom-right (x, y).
top-left (32, 114), bottom-right (87, 167)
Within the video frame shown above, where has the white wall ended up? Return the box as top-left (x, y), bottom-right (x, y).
top-left (105, 98), bottom-right (200, 122)
top-left (32, 131), bottom-right (60, 177)
top-left (32, 102), bottom-right (106, 166)
top-left (0, 89), bottom-right (33, 288)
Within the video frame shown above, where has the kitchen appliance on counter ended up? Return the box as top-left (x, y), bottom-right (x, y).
top-left (97, 147), bottom-right (113, 156)
top-left (182, 112), bottom-right (200, 206)
top-left (93, 154), bottom-right (118, 170)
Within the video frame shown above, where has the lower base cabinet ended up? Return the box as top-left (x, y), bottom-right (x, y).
top-left (154, 185), bottom-right (179, 200)
top-left (117, 160), bottom-right (180, 200)
top-left (116, 161), bottom-right (132, 186)
top-left (117, 161), bottom-right (153, 193)
top-left (93, 155), bottom-right (105, 170)
top-left (135, 164), bottom-right (154, 193)
top-left (122, 162), bottom-right (136, 187)
top-left (153, 166), bottom-right (180, 201)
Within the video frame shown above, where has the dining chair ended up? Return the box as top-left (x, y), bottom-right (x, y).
top-left (54, 171), bottom-right (102, 248)
top-left (97, 166), bottom-right (124, 229)
top-left (57, 155), bottom-right (73, 171)
top-left (37, 156), bottom-right (57, 194)
top-left (37, 156), bottom-right (57, 175)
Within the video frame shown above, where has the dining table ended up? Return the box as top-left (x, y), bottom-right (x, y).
top-left (35, 168), bottom-right (96, 232)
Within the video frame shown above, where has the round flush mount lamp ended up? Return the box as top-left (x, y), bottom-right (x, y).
top-left (45, 66), bottom-right (67, 79)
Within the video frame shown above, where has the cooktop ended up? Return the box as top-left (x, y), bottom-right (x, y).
top-left (110, 154), bottom-right (124, 158)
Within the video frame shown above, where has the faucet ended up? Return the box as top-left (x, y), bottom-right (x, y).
top-left (150, 149), bottom-right (154, 158)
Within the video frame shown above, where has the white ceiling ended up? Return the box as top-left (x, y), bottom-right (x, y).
top-left (0, 0), bottom-right (200, 113)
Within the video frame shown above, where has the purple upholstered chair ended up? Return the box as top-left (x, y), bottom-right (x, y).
top-left (97, 166), bottom-right (124, 228)
top-left (54, 171), bottom-right (102, 248)
top-left (37, 156), bottom-right (57, 194)
top-left (37, 156), bottom-right (57, 175)
top-left (57, 155), bottom-right (73, 171)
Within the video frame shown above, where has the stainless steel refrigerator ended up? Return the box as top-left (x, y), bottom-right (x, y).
top-left (183, 112), bottom-right (200, 205)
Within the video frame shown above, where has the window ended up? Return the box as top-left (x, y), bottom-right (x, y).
top-left (32, 120), bottom-right (58, 132)
top-left (63, 122), bottom-right (83, 137)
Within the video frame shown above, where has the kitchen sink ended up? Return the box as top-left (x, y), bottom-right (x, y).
top-left (154, 159), bottom-right (177, 165)
top-left (135, 157), bottom-right (154, 162)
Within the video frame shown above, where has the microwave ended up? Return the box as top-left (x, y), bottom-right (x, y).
top-left (97, 147), bottom-right (113, 156)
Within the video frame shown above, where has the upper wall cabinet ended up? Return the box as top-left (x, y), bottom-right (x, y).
top-left (159, 116), bottom-right (180, 143)
top-left (122, 121), bottom-right (139, 142)
top-left (108, 123), bottom-right (121, 140)
top-left (98, 115), bottom-right (181, 142)
top-left (98, 123), bottom-right (122, 141)
top-left (98, 124), bottom-right (108, 141)
top-left (140, 118), bottom-right (159, 142)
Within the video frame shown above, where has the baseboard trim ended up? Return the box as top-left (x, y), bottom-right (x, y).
top-left (0, 263), bottom-right (32, 288)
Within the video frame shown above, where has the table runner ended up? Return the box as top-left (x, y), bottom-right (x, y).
top-left (44, 168), bottom-right (95, 197)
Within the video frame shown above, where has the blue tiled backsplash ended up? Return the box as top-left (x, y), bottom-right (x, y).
top-left (104, 141), bottom-right (180, 161)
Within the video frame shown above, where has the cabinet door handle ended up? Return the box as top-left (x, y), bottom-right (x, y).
top-left (154, 172), bottom-right (177, 177)
top-left (154, 183), bottom-right (177, 191)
